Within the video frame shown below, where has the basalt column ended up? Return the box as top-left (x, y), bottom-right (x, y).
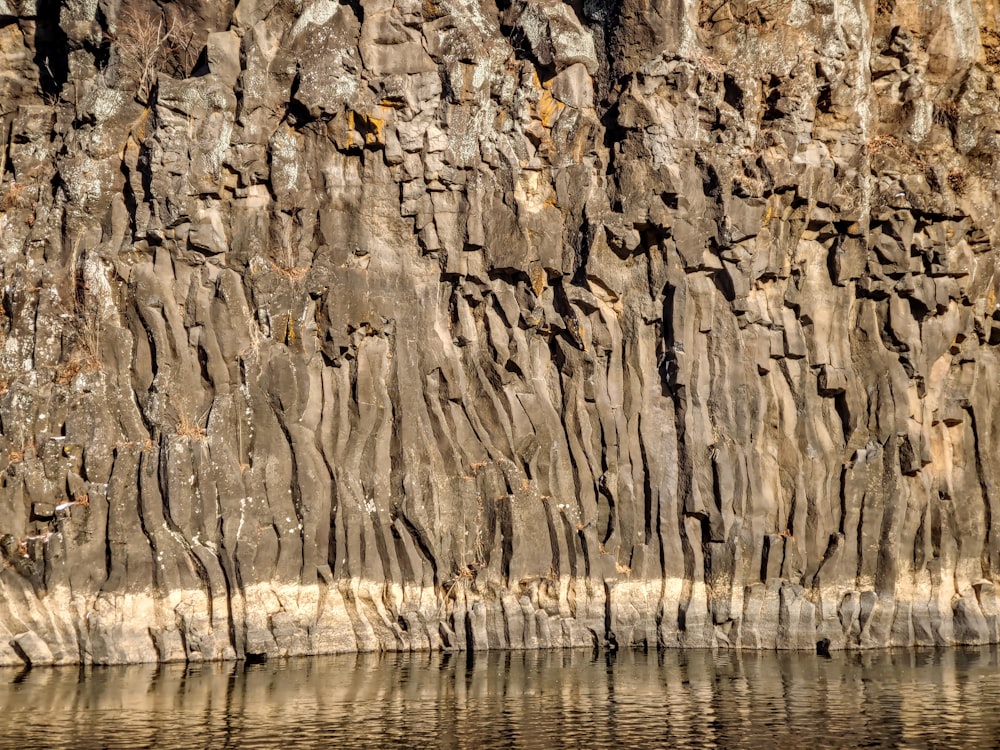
top-left (0, 0), bottom-right (998, 663)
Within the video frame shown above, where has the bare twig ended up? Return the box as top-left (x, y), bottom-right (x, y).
top-left (114, 6), bottom-right (195, 103)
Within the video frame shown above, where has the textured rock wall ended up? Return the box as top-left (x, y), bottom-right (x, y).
top-left (0, 0), bottom-right (999, 664)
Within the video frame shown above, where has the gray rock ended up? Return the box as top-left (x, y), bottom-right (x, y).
top-left (12, 631), bottom-right (54, 666)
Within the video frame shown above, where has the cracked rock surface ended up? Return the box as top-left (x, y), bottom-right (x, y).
top-left (0, 0), bottom-right (1000, 663)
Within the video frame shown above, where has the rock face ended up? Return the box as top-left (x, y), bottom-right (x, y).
top-left (0, 0), bottom-right (999, 664)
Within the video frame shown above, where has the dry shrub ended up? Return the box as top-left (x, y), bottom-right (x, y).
top-left (54, 350), bottom-right (101, 385)
top-left (113, 5), bottom-right (196, 102)
top-left (865, 134), bottom-right (926, 170)
top-left (176, 413), bottom-right (207, 442)
top-left (1, 182), bottom-right (25, 211)
top-left (8, 438), bottom-right (34, 465)
top-left (54, 299), bottom-right (103, 386)
top-left (983, 27), bottom-right (1000, 69)
top-left (268, 258), bottom-right (309, 281)
top-left (112, 436), bottom-right (154, 452)
top-left (733, 172), bottom-right (764, 198)
top-left (444, 564), bottom-right (477, 598)
top-left (934, 100), bottom-right (959, 130)
top-left (948, 168), bottom-right (968, 195)
top-left (1, 179), bottom-right (40, 225)
top-left (865, 134), bottom-right (903, 155)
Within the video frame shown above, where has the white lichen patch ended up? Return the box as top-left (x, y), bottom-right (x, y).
top-left (291, 0), bottom-right (341, 38)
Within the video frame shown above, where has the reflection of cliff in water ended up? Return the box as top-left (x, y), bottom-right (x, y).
top-left (2, 647), bottom-right (999, 748)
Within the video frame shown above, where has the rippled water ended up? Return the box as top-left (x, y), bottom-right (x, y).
top-left (1, 647), bottom-right (999, 749)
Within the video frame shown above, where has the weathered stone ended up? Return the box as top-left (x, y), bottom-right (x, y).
top-left (206, 31), bottom-right (241, 87)
top-left (12, 631), bottom-right (54, 666)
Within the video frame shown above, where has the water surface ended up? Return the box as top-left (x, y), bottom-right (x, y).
top-left (1, 647), bottom-right (998, 748)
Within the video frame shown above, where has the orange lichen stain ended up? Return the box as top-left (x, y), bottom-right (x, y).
top-left (346, 108), bottom-right (388, 146)
top-left (570, 126), bottom-right (592, 164)
top-left (134, 106), bottom-right (152, 142)
top-left (535, 89), bottom-right (565, 128)
top-left (331, 111), bottom-right (362, 151)
top-left (363, 113), bottom-right (386, 145)
top-left (529, 265), bottom-right (547, 297)
top-left (422, 0), bottom-right (445, 19)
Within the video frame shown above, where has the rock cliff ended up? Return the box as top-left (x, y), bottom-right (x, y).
top-left (0, 0), bottom-right (999, 664)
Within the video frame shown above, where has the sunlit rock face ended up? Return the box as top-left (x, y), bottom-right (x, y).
top-left (0, 0), bottom-right (998, 664)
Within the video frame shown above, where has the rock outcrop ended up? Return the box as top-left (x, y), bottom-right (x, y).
top-left (0, 0), bottom-right (999, 663)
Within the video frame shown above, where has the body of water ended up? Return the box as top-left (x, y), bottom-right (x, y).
top-left (1, 647), bottom-right (998, 748)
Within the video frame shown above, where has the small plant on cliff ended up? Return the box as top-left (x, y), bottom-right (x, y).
top-left (444, 564), bottom-right (478, 599)
top-left (982, 27), bottom-right (1000, 69)
top-left (933, 100), bottom-right (959, 131)
top-left (865, 134), bottom-right (903, 155)
top-left (54, 264), bottom-right (104, 386)
top-left (2, 168), bottom-right (44, 225)
top-left (947, 168), bottom-right (968, 195)
top-left (7, 437), bottom-right (34, 465)
top-left (175, 413), bottom-right (208, 442)
top-left (55, 314), bottom-right (102, 385)
top-left (54, 349), bottom-right (101, 386)
top-left (112, 6), bottom-right (195, 103)
top-left (1, 181), bottom-right (26, 212)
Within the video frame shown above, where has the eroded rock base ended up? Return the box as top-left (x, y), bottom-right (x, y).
top-left (2, 577), bottom-right (998, 666)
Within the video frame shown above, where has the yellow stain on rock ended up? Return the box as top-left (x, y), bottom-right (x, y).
top-left (529, 264), bottom-right (547, 297)
top-left (535, 89), bottom-right (565, 129)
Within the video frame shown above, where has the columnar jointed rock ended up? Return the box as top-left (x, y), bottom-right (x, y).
top-left (0, 0), bottom-right (998, 664)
